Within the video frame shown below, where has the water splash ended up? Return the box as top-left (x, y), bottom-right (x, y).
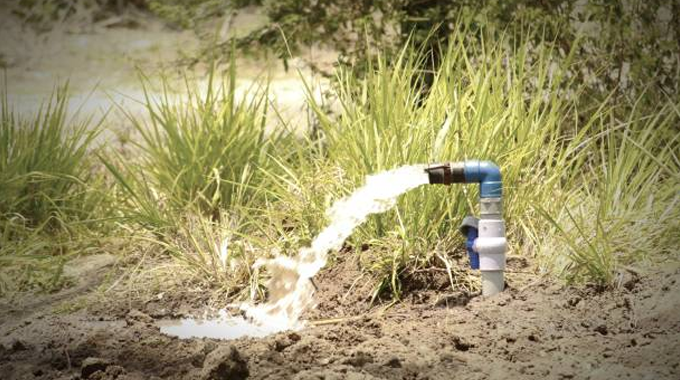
top-left (242, 164), bottom-right (429, 331)
top-left (159, 165), bottom-right (429, 339)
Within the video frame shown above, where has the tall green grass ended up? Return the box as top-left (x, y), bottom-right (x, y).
top-left (104, 64), bottom-right (286, 229)
top-left (0, 85), bottom-right (103, 228)
top-left (257, 29), bottom-right (679, 296)
top-left (0, 84), bottom-right (108, 294)
top-left (539, 101), bottom-right (680, 284)
top-left (100, 64), bottom-right (292, 298)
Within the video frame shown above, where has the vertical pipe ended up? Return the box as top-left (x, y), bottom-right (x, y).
top-left (477, 197), bottom-right (506, 296)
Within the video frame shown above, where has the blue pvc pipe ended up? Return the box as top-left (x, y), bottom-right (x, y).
top-left (464, 160), bottom-right (502, 198)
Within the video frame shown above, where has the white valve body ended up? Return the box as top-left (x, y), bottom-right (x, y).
top-left (477, 198), bottom-right (506, 296)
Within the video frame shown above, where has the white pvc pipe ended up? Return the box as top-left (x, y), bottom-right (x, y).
top-left (482, 271), bottom-right (505, 297)
top-left (477, 197), bottom-right (506, 297)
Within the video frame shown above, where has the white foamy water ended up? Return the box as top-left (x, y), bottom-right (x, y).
top-left (159, 165), bottom-right (429, 339)
top-left (242, 165), bottom-right (429, 329)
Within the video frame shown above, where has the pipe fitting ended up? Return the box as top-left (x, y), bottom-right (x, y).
top-left (425, 160), bottom-right (505, 297)
top-left (474, 237), bottom-right (506, 270)
top-left (476, 197), bottom-right (506, 296)
top-left (425, 162), bottom-right (464, 185)
top-left (460, 216), bottom-right (480, 270)
top-left (425, 160), bottom-right (502, 198)
top-left (463, 160), bottom-right (502, 198)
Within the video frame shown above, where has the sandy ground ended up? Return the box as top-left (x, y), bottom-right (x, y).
top-left (0, 6), bottom-right (333, 137)
top-left (0, 253), bottom-right (679, 380)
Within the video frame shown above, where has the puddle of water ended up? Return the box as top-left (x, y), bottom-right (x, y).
top-left (157, 310), bottom-right (290, 340)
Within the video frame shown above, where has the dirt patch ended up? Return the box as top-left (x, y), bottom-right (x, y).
top-left (0, 254), bottom-right (118, 325)
top-left (305, 255), bottom-right (380, 321)
top-left (1, 260), bottom-right (678, 380)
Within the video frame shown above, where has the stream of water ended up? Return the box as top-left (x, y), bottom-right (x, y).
top-left (159, 165), bottom-right (429, 340)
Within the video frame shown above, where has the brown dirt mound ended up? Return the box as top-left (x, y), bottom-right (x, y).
top-left (1, 261), bottom-right (679, 380)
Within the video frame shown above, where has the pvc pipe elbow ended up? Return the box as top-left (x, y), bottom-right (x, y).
top-left (464, 160), bottom-right (502, 198)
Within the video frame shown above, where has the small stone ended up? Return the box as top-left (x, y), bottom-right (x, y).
top-left (342, 351), bottom-right (373, 367)
top-left (452, 336), bottom-right (472, 352)
top-left (594, 324), bottom-right (608, 335)
top-left (274, 336), bottom-right (295, 352)
top-left (384, 356), bottom-right (402, 368)
top-left (203, 341), bottom-right (218, 354)
top-left (288, 332), bottom-right (301, 342)
top-left (617, 270), bottom-right (638, 291)
top-left (81, 357), bottom-right (112, 379)
top-left (11, 340), bottom-right (27, 352)
top-left (567, 296), bottom-right (581, 307)
top-left (201, 346), bottom-right (248, 380)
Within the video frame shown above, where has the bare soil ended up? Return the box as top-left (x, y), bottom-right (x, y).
top-left (1, 254), bottom-right (678, 380)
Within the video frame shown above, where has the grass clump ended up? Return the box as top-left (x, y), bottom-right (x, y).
top-left (0, 84), bottom-right (108, 294)
top-left (163, 209), bottom-right (261, 299)
top-left (106, 64), bottom-right (284, 229)
top-left (102, 63), bottom-right (290, 299)
top-left (0, 85), bottom-right (103, 228)
top-left (539, 101), bottom-right (680, 284)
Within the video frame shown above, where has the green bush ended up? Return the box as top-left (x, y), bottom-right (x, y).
top-left (232, 0), bottom-right (679, 100)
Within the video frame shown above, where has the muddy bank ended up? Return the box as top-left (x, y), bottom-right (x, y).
top-left (1, 260), bottom-right (678, 380)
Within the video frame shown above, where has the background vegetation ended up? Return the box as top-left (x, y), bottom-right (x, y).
top-left (2, 1), bottom-right (678, 304)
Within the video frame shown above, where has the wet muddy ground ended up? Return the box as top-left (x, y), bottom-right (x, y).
top-left (1, 254), bottom-right (678, 380)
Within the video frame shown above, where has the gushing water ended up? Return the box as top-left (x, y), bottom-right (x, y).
top-left (160, 165), bottom-right (429, 339)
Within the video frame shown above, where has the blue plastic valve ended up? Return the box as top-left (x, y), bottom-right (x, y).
top-left (466, 226), bottom-right (479, 270)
